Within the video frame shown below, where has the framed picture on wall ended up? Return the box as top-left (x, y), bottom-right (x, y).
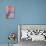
top-left (5, 5), bottom-right (15, 19)
top-left (18, 24), bottom-right (46, 42)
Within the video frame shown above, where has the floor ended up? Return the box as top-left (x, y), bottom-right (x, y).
top-left (0, 40), bottom-right (46, 46)
top-left (19, 40), bottom-right (46, 46)
top-left (0, 44), bottom-right (18, 46)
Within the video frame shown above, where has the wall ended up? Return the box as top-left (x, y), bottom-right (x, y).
top-left (0, 0), bottom-right (18, 44)
top-left (16, 0), bottom-right (46, 24)
top-left (0, 0), bottom-right (46, 44)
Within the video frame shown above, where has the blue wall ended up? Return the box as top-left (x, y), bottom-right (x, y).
top-left (0, 0), bottom-right (46, 44)
top-left (0, 0), bottom-right (18, 44)
top-left (16, 0), bottom-right (46, 24)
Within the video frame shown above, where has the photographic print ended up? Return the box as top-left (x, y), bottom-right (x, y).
top-left (18, 24), bottom-right (46, 46)
top-left (6, 5), bottom-right (15, 19)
